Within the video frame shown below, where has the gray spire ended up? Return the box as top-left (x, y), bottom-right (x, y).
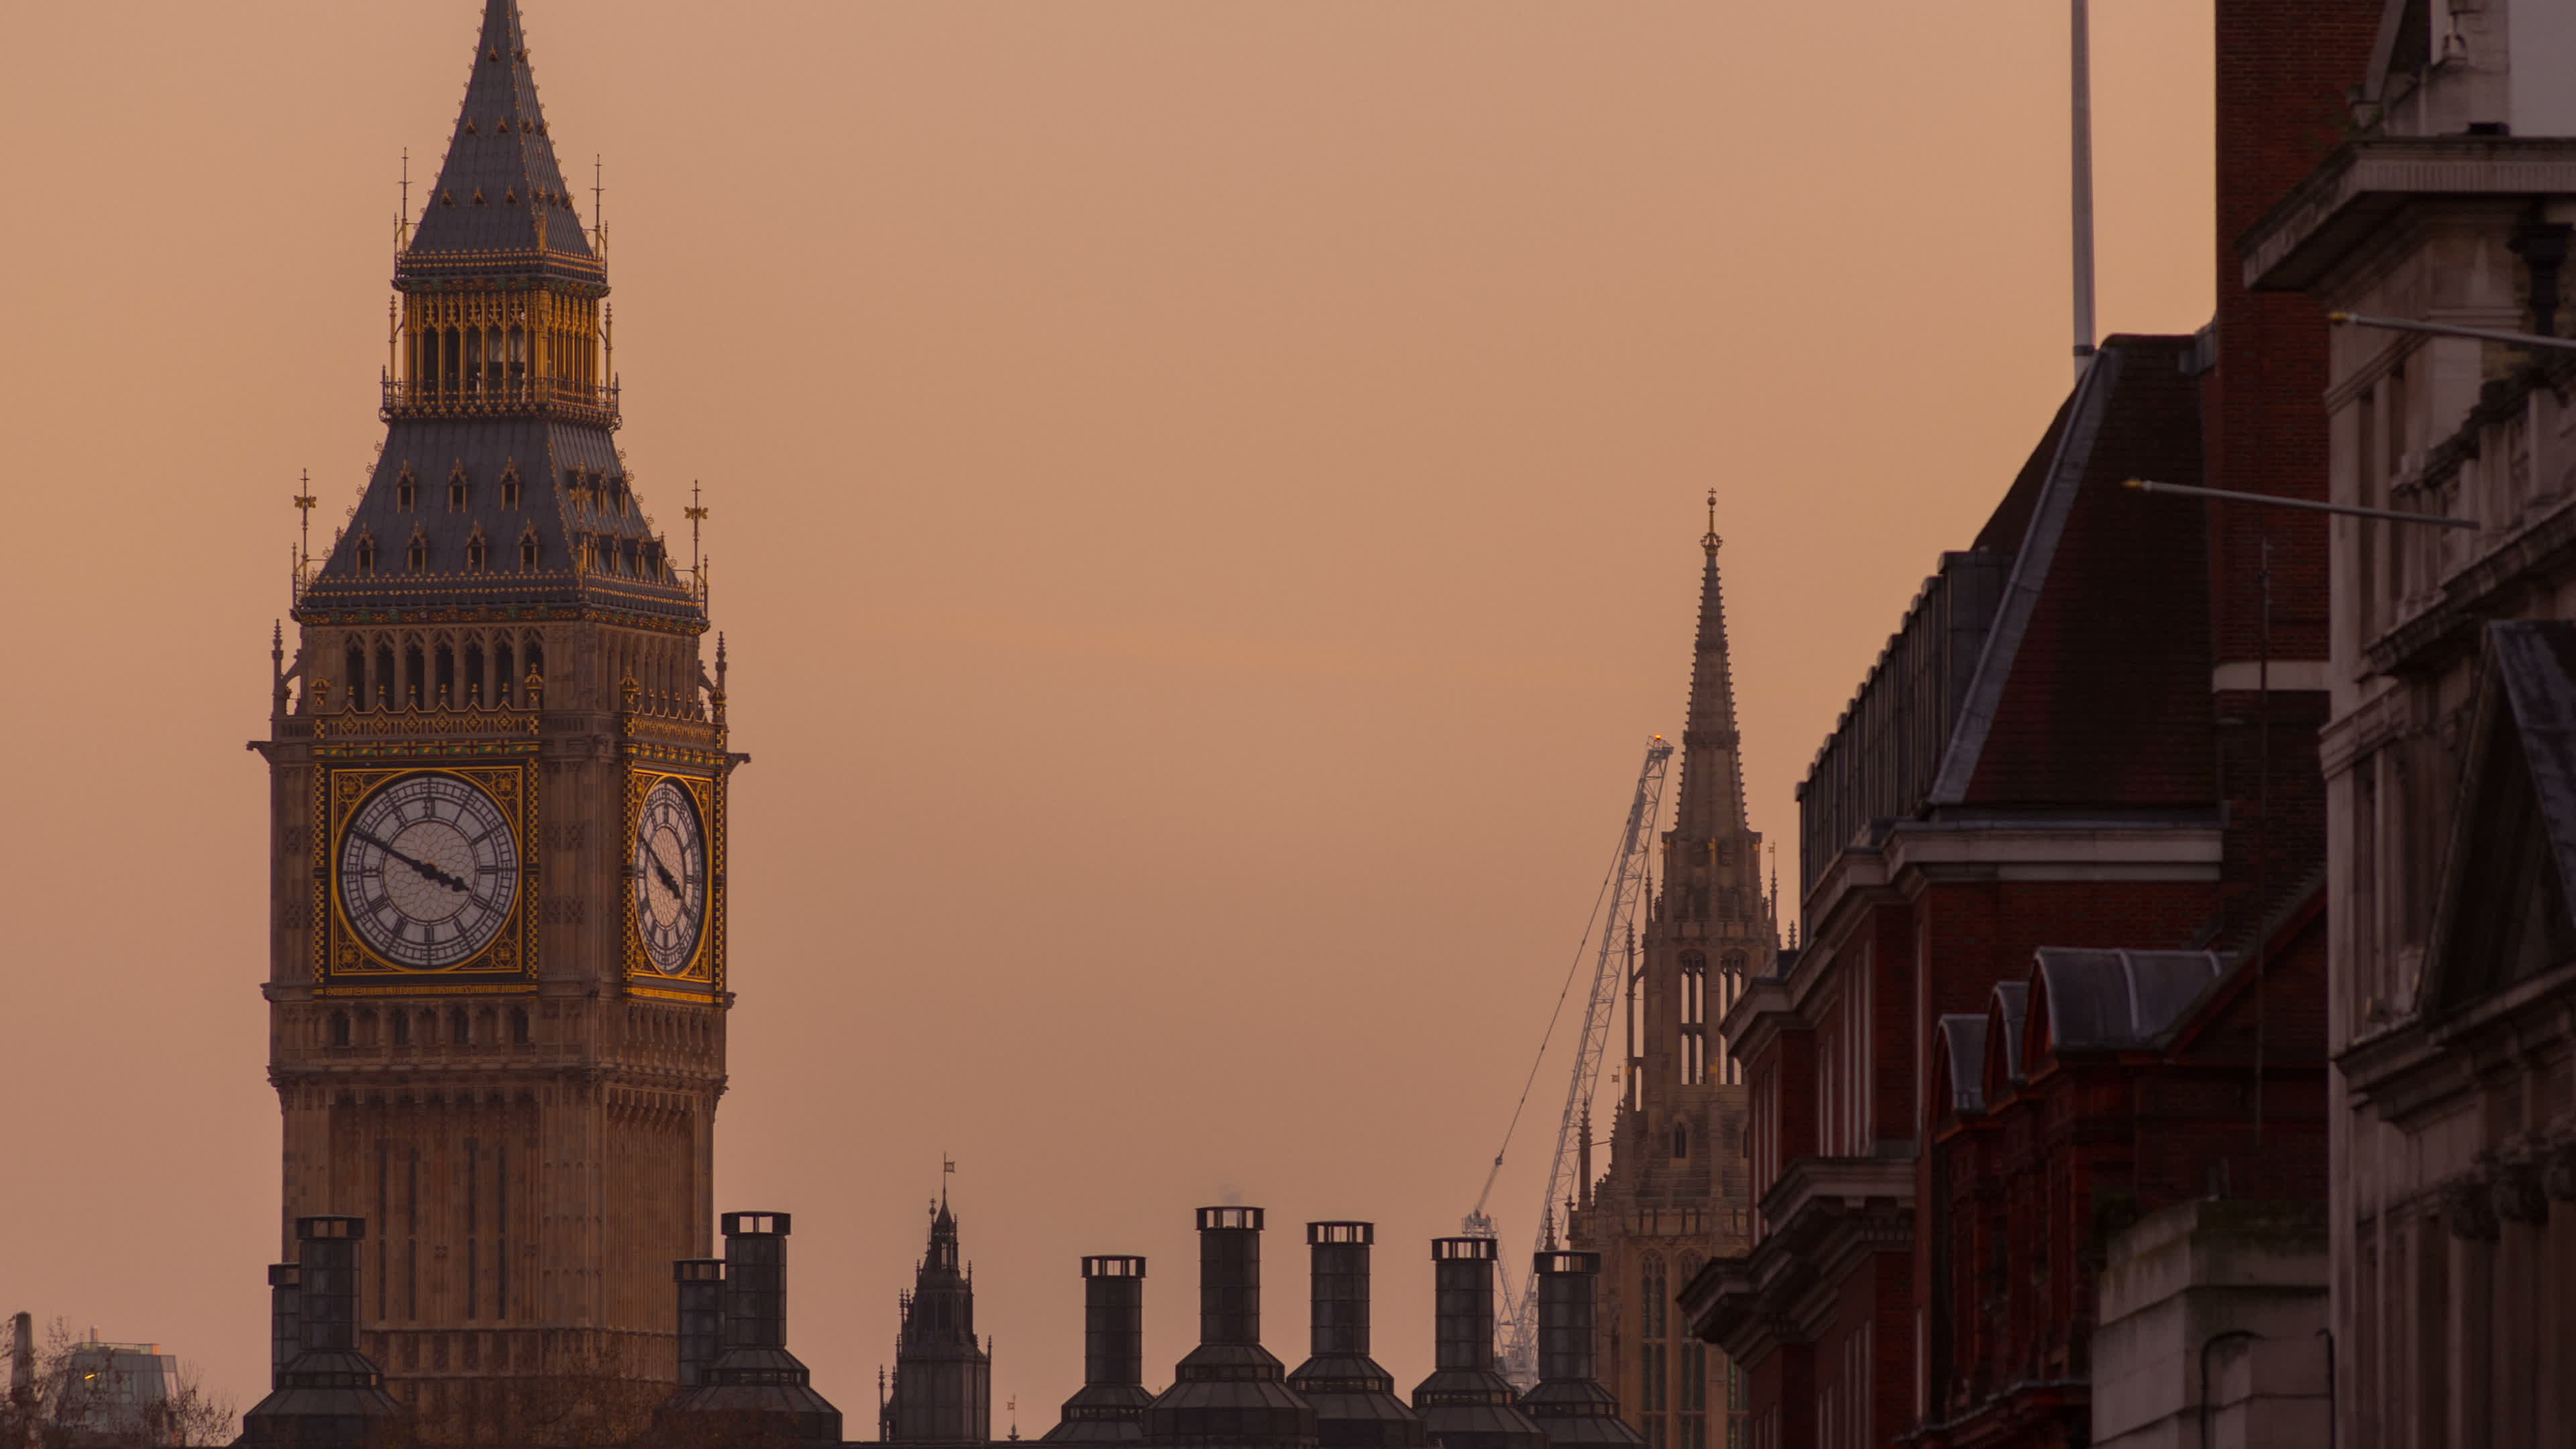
top-left (407, 0), bottom-right (595, 268)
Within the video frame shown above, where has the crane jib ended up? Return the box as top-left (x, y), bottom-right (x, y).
top-left (1483, 737), bottom-right (1675, 1388)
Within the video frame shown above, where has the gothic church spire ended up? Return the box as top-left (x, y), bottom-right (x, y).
top-left (1679, 492), bottom-right (1752, 843)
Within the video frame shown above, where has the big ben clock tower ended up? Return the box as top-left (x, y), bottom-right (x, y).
top-left (253, 2), bottom-right (733, 1438)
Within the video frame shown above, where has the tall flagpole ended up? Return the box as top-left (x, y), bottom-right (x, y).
top-left (2071, 0), bottom-right (2098, 378)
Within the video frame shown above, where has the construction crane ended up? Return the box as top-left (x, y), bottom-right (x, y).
top-left (1463, 735), bottom-right (1674, 1387)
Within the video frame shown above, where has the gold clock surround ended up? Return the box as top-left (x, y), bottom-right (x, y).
top-left (315, 761), bottom-right (537, 987)
top-left (623, 766), bottom-right (724, 996)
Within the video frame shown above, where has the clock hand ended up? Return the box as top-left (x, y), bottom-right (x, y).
top-left (349, 827), bottom-right (472, 895)
top-left (645, 841), bottom-right (685, 896)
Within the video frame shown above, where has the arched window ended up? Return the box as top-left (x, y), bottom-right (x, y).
top-left (406, 529), bottom-right (429, 572)
top-left (395, 467), bottom-right (417, 513)
top-left (355, 532), bottom-right (378, 576)
top-left (343, 643), bottom-right (366, 708)
top-left (496, 641), bottom-right (516, 705)
top-left (1672, 1120), bottom-right (1690, 1159)
top-left (450, 1007), bottom-right (470, 1046)
top-left (464, 639), bottom-right (486, 705)
top-left (403, 643), bottom-right (425, 709)
top-left (434, 642), bottom-right (456, 708)
top-left (374, 642), bottom-right (395, 709)
top-left (511, 1007), bottom-right (531, 1045)
top-left (1680, 953), bottom-right (1708, 1085)
top-left (392, 1011), bottom-right (411, 1046)
top-left (329, 1010), bottom-right (351, 1048)
top-left (500, 463), bottom-right (522, 510)
top-left (519, 526), bottom-right (541, 571)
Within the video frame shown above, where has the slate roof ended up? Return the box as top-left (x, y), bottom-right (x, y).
top-left (299, 417), bottom-right (699, 623)
top-left (2486, 621), bottom-right (2576, 902)
top-left (1932, 1013), bottom-right (1988, 1116)
top-left (2421, 620), bottom-right (2576, 1007)
top-left (299, 0), bottom-right (697, 625)
top-left (1980, 980), bottom-right (2029, 1101)
top-left (1930, 335), bottom-right (2214, 809)
top-left (2026, 948), bottom-right (2227, 1055)
top-left (402, 0), bottom-right (598, 282)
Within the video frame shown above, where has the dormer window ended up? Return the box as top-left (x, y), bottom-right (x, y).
top-left (448, 476), bottom-right (469, 513)
top-left (394, 464), bottom-right (418, 513)
top-left (500, 463), bottom-right (522, 510)
top-left (519, 526), bottom-right (541, 570)
top-left (355, 531), bottom-right (377, 574)
top-left (407, 528), bottom-right (429, 572)
top-left (472, 188), bottom-right (487, 206)
top-left (466, 527), bottom-right (490, 572)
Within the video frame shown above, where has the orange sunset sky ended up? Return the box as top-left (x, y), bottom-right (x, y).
top-left (0, 0), bottom-right (2217, 1422)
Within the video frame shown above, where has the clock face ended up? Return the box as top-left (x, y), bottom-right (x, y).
top-left (337, 772), bottom-right (521, 970)
top-left (634, 779), bottom-right (709, 974)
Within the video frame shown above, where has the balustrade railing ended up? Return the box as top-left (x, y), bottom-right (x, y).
top-left (381, 373), bottom-right (620, 427)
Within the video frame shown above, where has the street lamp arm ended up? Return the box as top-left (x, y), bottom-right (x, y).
top-left (2124, 478), bottom-right (2478, 530)
top-left (2328, 311), bottom-right (2576, 354)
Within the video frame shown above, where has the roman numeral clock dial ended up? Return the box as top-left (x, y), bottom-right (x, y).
top-left (634, 778), bottom-right (708, 975)
top-left (335, 772), bottom-right (521, 969)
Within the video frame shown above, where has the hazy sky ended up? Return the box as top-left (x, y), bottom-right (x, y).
top-left (0, 0), bottom-right (2214, 1423)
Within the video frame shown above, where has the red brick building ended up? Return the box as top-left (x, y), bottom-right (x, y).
top-left (1674, 5), bottom-right (2383, 1444)
top-left (1680, 331), bottom-right (2330, 1448)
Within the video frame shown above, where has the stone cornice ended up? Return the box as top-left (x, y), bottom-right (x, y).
top-left (2365, 488), bottom-right (2576, 680)
top-left (2339, 961), bottom-right (2576, 1126)
top-left (1790, 816), bottom-right (2225, 1026)
top-left (2244, 138), bottom-right (2576, 292)
top-left (1680, 1155), bottom-right (1915, 1362)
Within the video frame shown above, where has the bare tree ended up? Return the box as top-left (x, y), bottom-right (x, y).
top-left (0, 1318), bottom-right (235, 1449)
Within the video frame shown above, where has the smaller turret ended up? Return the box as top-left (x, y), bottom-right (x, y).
top-left (885, 1195), bottom-right (994, 1444)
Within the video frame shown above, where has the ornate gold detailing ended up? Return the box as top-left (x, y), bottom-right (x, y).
top-left (623, 714), bottom-right (720, 747)
top-left (621, 767), bottom-right (721, 990)
top-left (1703, 487), bottom-right (1722, 557)
top-left (313, 762), bottom-right (538, 986)
top-left (315, 707), bottom-right (539, 741)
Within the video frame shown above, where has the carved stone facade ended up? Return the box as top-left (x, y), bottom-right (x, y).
top-left (252, 2), bottom-right (733, 1440)
top-left (1568, 524), bottom-right (1767, 1449)
top-left (2246, 5), bottom-right (2576, 1442)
